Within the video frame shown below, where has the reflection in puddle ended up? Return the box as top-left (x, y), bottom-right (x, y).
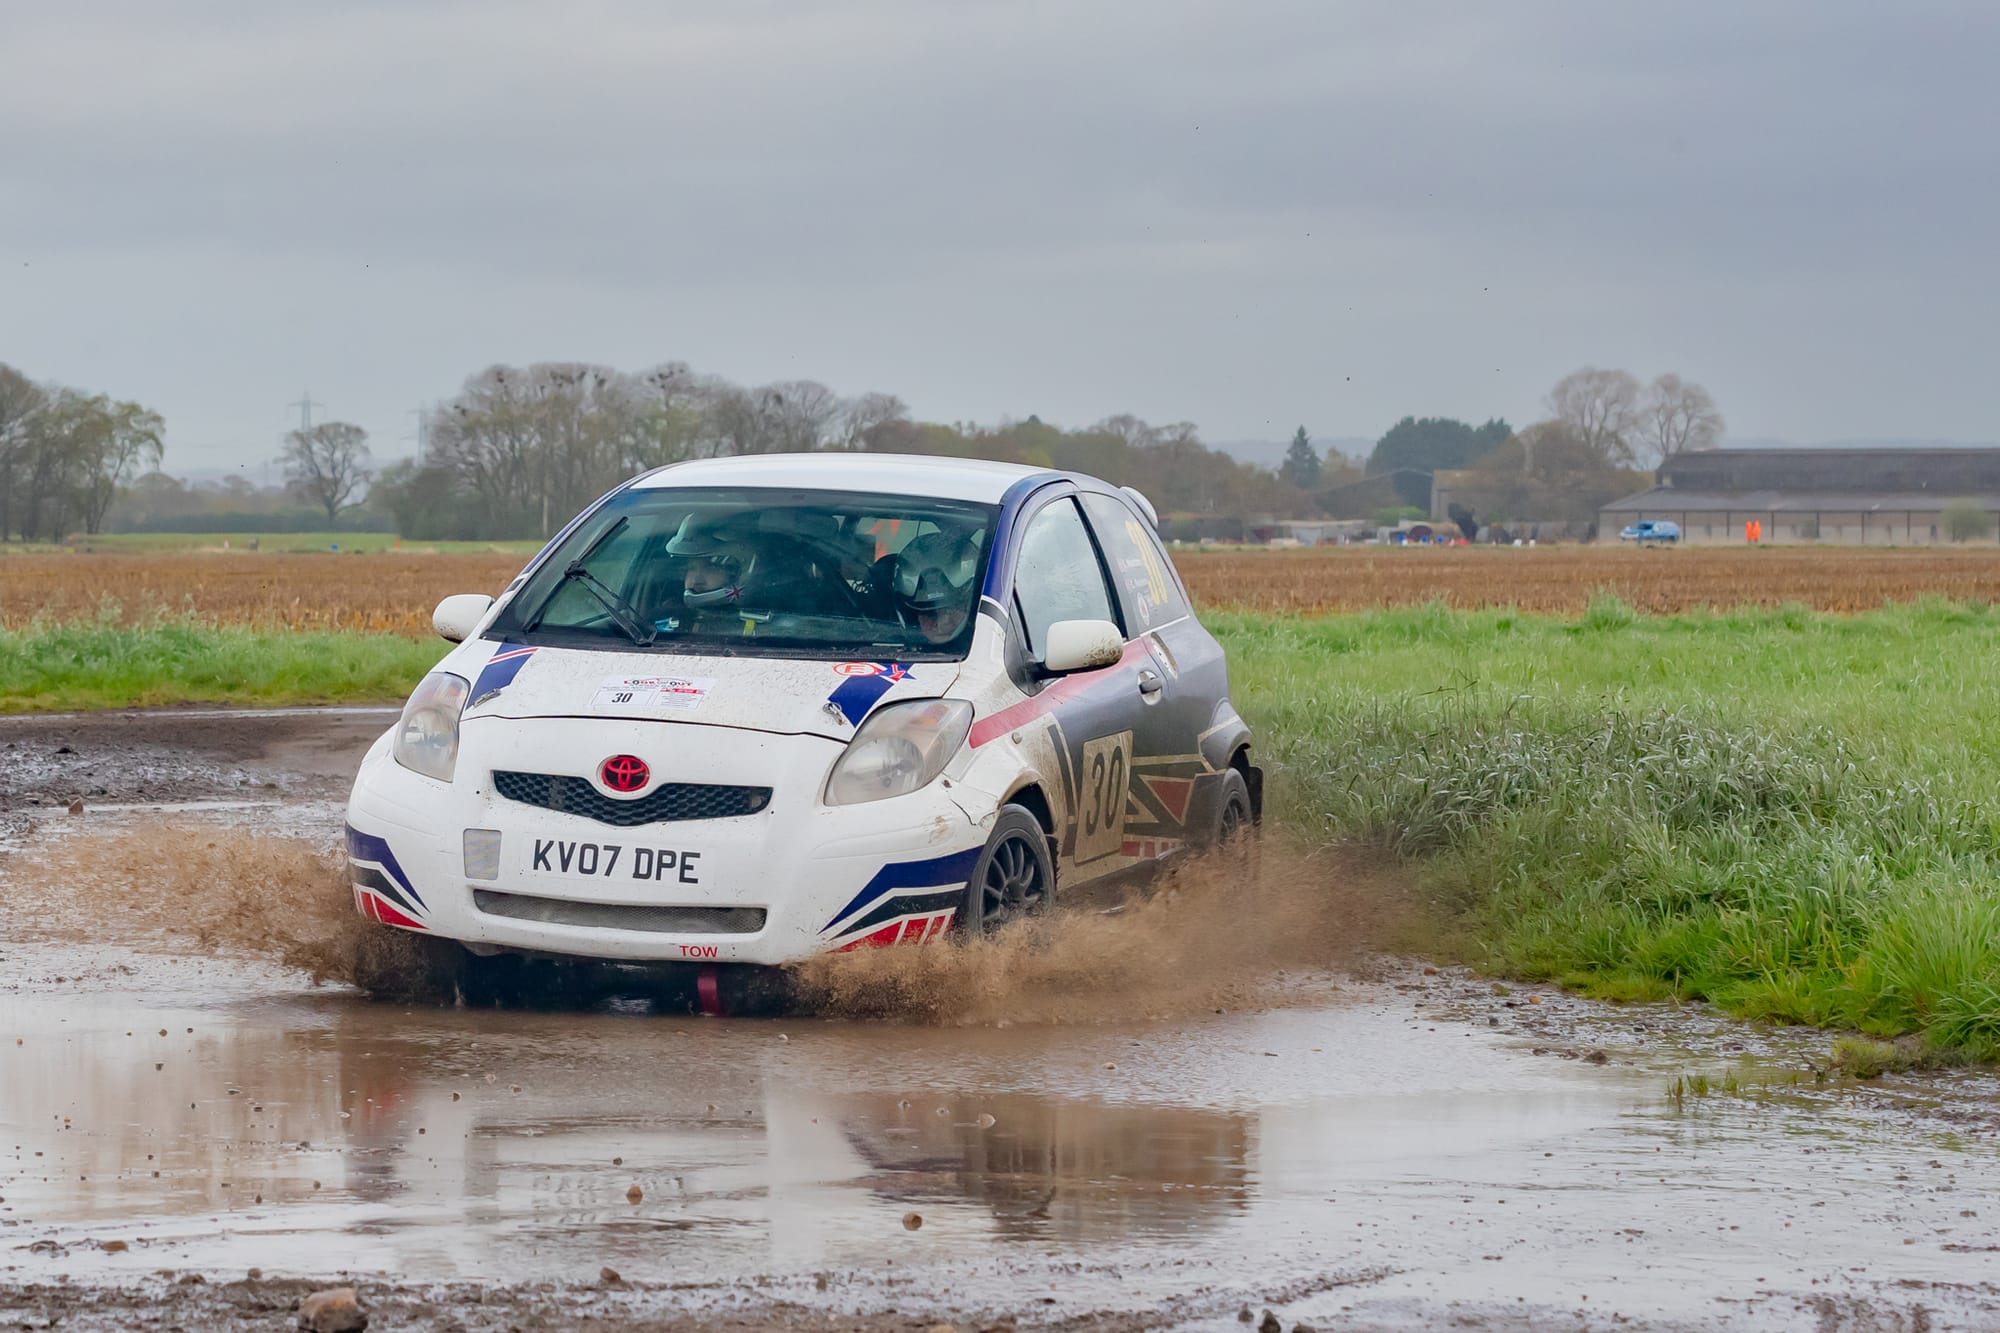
top-left (1, 978), bottom-right (1264, 1275)
top-left (821, 1094), bottom-right (1251, 1238)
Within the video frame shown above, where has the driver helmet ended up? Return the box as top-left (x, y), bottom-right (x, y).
top-left (892, 528), bottom-right (982, 615)
top-left (666, 515), bottom-right (763, 608)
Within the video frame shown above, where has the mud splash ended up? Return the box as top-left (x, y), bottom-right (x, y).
top-left (1, 824), bottom-right (368, 984)
top-left (5, 819), bottom-right (1407, 1024)
top-left (787, 843), bottom-right (1408, 1024)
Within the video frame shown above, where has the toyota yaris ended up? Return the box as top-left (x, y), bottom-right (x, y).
top-left (346, 454), bottom-right (1260, 1009)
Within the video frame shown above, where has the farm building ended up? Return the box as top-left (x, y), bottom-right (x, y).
top-left (1600, 448), bottom-right (2000, 545)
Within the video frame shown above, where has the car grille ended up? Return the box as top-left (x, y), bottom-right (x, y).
top-left (472, 889), bottom-right (767, 935)
top-left (491, 771), bottom-right (772, 827)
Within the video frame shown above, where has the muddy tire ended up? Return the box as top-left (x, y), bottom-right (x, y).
top-left (349, 926), bottom-right (464, 1004)
top-left (959, 804), bottom-right (1056, 937)
top-left (1196, 768), bottom-right (1255, 852)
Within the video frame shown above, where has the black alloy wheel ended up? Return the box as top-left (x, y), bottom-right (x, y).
top-left (962, 805), bottom-right (1055, 937)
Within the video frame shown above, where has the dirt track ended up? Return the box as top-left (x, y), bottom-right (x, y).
top-left (3, 712), bottom-right (2000, 1331)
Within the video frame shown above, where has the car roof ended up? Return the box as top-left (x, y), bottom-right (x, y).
top-left (631, 453), bottom-right (1063, 504)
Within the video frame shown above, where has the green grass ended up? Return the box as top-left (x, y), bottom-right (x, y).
top-left (4, 532), bottom-right (544, 555)
top-left (0, 614), bottom-right (442, 711)
top-left (1212, 598), bottom-right (2000, 1060)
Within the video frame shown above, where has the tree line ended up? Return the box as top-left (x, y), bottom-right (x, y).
top-left (44, 355), bottom-right (1723, 542)
top-left (0, 363), bottom-right (164, 542)
top-left (365, 362), bottom-right (1338, 540)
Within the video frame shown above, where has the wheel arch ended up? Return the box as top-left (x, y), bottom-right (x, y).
top-left (1002, 781), bottom-right (1057, 841)
top-left (1229, 743), bottom-right (1265, 823)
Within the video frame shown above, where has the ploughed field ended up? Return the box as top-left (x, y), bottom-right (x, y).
top-left (1174, 543), bottom-right (2000, 614)
top-left (0, 552), bottom-right (527, 633)
top-left (6, 544), bottom-right (2000, 630)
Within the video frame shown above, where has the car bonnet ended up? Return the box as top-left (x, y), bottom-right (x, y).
top-left (452, 642), bottom-right (958, 741)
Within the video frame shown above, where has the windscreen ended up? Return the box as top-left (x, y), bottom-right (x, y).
top-left (486, 486), bottom-right (997, 659)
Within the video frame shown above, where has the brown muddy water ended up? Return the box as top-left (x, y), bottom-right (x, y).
top-left (2, 712), bottom-right (1999, 1330)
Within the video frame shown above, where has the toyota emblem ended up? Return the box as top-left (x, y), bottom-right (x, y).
top-left (600, 754), bottom-right (649, 793)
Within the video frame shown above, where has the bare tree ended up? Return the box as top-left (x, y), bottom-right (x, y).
top-left (1465, 420), bottom-right (1630, 526)
top-left (0, 363), bottom-right (47, 541)
top-left (1546, 367), bottom-right (1641, 466)
top-left (282, 421), bottom-right (373, 524)
top-left (836, 392), bottom-right (908, 450)
top-left (756, 380), bottom-right (842, 453)
top-left (697, 385), bottom-right (768, 457)
top-left (429, 366), bottom-right (543, 533)
top-left (18, 387), bottom-right (102, 539)
top-left (1640, 373), bottom-right (1725, 466)
top-left (628, 362), bottom-right (711, 468)
top-left (1093, 414), bottom-right (1160, 450)
top-left (74, 400), bottom-right (164, 534)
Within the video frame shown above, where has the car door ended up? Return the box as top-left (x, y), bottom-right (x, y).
top-left (1007, 493), bottom-right (1153, 884)
top-left (1077, 490), bottom-right (1223, 855)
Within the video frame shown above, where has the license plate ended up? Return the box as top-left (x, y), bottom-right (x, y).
top-left (528, 837), bottom-right (703, 885)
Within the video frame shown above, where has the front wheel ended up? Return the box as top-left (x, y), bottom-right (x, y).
top-left (348, 926), bottom-right (464, 1003)
top-left (959, 805), bottom-right (1055, 937)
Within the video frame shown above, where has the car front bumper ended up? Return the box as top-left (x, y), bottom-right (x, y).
top-left (344, 718), bottom-right (985, 965)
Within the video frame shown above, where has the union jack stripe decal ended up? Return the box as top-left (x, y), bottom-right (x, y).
top-left (346, 825), bottom-right (429, 932)
top-left (825, 662), bottom-right (914, 725)
top-left (820, 845), bottom-right (980, 949)
top-left (470, 645), bottom-right (537, 701)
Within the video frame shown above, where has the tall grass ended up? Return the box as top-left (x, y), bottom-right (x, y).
top-left (1211, 600), bottom-right (2000, 1059)
top-left (0, 606), bottom-right (441, 712)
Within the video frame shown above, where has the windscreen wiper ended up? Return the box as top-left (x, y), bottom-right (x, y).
top-left (523, 517), bottom-right (655, 646)
top-left (561, 564), bottom-right (656, 645)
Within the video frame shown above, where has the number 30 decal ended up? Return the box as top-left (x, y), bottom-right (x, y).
top-left (1074, 730), bottom-right (1133, 863)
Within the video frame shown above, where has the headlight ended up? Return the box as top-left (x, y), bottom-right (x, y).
top-left (825, 698), bottom-right (972, 806)
top-left (392, 671), bottom-right (470, 782)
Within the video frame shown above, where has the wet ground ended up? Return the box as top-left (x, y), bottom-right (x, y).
top-left (3, 712), bottom-right (2000, 1330)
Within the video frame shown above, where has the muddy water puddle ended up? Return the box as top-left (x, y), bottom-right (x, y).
top-left (3, 711), bottom-right (2000, 1328)
top-left (6, 942), bottom-right (2000, 1329)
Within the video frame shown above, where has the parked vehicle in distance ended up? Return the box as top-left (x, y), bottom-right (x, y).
top-left (345, 453), bottom-right (1261, 1011)
top-left (1618, 519), bottom-right (1681, 544)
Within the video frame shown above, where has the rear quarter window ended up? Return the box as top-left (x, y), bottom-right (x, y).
top-left (1080, 492), bottom-right (1189, 632)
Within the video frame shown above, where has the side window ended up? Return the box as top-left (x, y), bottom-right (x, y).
top-left (1080, 492), bottom-right (1189, 632)
top-left (1012, 497), bottom-right (1119, 655)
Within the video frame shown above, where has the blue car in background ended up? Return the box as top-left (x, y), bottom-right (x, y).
top-left (1618, 519), bottom-right (1681, 544)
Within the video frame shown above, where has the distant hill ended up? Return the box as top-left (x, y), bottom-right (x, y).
top-left (1211, 436), bottom-right (1372, 472)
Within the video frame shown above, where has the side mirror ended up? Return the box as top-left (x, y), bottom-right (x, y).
top-left (433, 593), bottom-right (495, 643)
top-left (1040, 619), bottom-right (1124, 674)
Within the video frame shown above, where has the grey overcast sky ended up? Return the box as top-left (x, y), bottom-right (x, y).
top-left (2, 0), bottom-right (1996, 469)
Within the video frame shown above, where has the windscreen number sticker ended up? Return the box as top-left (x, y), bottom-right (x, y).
top-left (591, 675), bottom-right (714, 711)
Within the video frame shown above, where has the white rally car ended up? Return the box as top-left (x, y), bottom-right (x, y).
top-left (347, 454), bottom-right (1260, 1010)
